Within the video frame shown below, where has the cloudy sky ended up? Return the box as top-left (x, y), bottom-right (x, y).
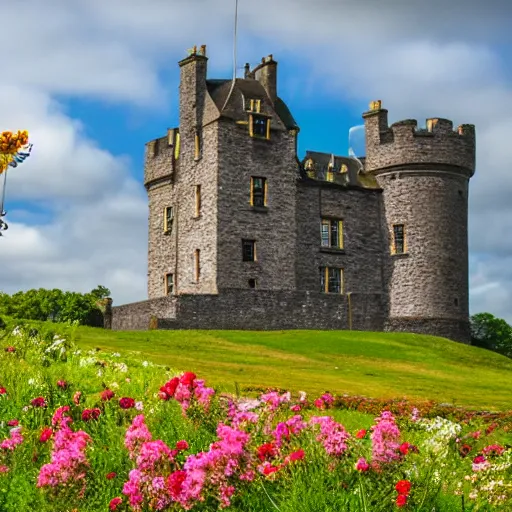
top-left (0, 0), bottom-right (511, 322)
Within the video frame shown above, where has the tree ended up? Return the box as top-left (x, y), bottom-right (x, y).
top-left (470, 312), bottom-right (512, 358)
top-left (89, 285), bottom-right (111, 300)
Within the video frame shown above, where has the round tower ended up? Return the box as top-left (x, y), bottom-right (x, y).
top-left (362, 101), bottom-right (476, 343)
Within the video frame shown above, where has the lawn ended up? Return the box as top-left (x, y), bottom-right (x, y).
top-left (74, 327), bottom-right (512, 411)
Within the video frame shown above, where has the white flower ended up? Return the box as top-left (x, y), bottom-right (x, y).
top-left (97, 370), bottom-right (103, 377)
top-left (112, 352), bottom-right (120, 358)
top-left (110, 382), bottom-right (119, 389)
top-left (142, 361), bottom-right (149, 367)
top-left (28, 379), bottom-right (36, 386)
top-left (135, 401), bottom-right (144, 411)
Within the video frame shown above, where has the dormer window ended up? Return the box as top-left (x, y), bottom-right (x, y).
top-left (250, 114), bottom-right (270, 139)
top-left (248, 99), bottom-right (261, 113)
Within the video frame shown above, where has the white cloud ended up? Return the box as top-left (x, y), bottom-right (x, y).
top-left (0, 0), bottom-right (510, 324)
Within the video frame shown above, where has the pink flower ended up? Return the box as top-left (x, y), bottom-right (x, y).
top-left (56, 380), bottom-right (68, 389)
top-left (0, 427), bottom-right (23, 450)
top-left (482, 444), bottom-right (505, 456)
top-left (288, 449), bottom-right (305, 462)
top-left (4, 346), bottom-right (15, 353)
top-left (314, 398), bottom-right (325, 409)
top-left (0, 465), bottom-right (8, 473)
top-left (370, 411), bottom-right (401, 465)
top-left (310, 416), bottom-right (350, 457)
top-left (109, 497), bottom-right (122, 511)
top-left (52, 406), bottom-right (71, 428)
top-left (356, 457), bottom-right (370, 471)
top-left (73, 391), bottom-right (82, 405)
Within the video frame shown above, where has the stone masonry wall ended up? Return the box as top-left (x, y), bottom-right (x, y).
top-left (216, 118), bottom-right (299, 291)
top-left (295, 183), bottom-right (386, 298)
top-left (111, 289), bottom-right (385, 331)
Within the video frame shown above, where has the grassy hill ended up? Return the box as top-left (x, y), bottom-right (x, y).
top-left (74, 327), bottom-right (512, 411)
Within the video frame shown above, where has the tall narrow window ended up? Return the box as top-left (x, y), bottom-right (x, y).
top-left (248, 99), bottom-right (261, 112)
top-left (321, 219), bottom-right (343, 249)
top-left (194, 249), bottom-right (200, 282)
top-left (326, 170), bottom-right (334, 182)
top-left (164, 207), bottom-right (174, 234)
top-left (242, 240), bottom-right (256, 262)
top-left (194, 185), bottom-right (201, 217)
top-left (250, 177), bottom-right (267, 207)
top-left (165, 273), bottom-right (174, 295)
top-left (320, 267), bottom-right (343, 294)
top-left (392, 224), bottom-right (406, 254)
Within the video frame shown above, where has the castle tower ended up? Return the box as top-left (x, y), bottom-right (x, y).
top-left (363, 102), bottom-right (476, 342)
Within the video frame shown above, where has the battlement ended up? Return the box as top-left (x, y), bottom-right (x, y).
top-left (143, 128), bottom-right (180, 187)
top-left (363, 102), bottom-right (476, 176)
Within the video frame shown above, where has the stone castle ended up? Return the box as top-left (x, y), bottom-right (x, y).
top-left (110, 45), bottom-right (476, 343)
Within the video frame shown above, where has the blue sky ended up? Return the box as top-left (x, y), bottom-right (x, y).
top-left (0, 0), bottom-right (511, 323)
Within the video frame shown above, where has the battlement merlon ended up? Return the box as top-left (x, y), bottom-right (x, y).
top-left (143, 128), bottom-right (180, 188)
top-left (362, 101), bottom-right (476, 177)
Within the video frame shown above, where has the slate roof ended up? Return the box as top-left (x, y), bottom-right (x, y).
top-left (206, 79), bottom-right (299, 130)
top-left (301, 151), bottom-right (380, 190)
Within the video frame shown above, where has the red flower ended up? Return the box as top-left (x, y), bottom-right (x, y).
top-left (0, 387), bottom-right (6, 395)
top-left (179, 372), bottom-right (196, 387)
top-left (159, 377), bottom-right (180, 400)
top-left (109, 497), bottom-right (122, 511)
top-left (263, 465), bottom-right (279, 476)
top-left (356, 429), bottom-right (367, 439)
top-left (82, 408), bottom-right (101, 422)
top-left (4, 346), bottom-right (15, 353)
top-left (257, 443), bottom-right (278, 462)
top-left (119, 397), bottom-right (135, 409)
top-left (289, 449), bottom-right (305, 462)
top-left (101, 389), bottom-right (115, 401)
top-left (314, 398), bottom-right (325, 409)
top-left (460, 444), bottom-right (472, 457)
top-left (168, 470), bottom-right (187, 499)
top-left (396, 494), bottom-right (408, 507)
top-left (106, 472), bottom-right (117, 480)
top-left (31, 397), bottom-right (47, 408)
top-left (395, 480), bottom-right (412, 496)
top-left (176, 440), bottom-right (189, 451)
top-left (7, 419), bottom-right (18, 427)
top-left (39, 427), bottom-right (53, 443)
top-left (56, 380), bottom-right (68, 389)
top-left (473, 455), bottom-right (486, 465)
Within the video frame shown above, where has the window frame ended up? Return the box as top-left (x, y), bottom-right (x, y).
top-left (242, 239), bottom-right (256, 262)
top-left (250, 177), bottom-right (268, 207)
top-left (194, 185), bottom-right (201, 218)
top-left (164, 206), bottom-right (174, 234)
top-left (194, 249), bottom-right (200, 282)
top-left (319, 266), bottom-right (344, 294)
top-left (320, 218), bottom-right (344, 249)
top-left (164, 273), bottom-right (174, 295)
top-left (391, 224), bottom-right (406, 255)
top-left (249, 114), bottom-right (271, 140)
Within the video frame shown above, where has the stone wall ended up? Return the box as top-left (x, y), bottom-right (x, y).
top-left (385, 317), bottom-right (470, 344)
top-left (111, 289), bottom-right (385, 332)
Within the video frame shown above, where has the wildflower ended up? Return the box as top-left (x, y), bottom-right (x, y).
top-left (257, 443), bottom-right (278, 462)
top-left (460, 444), bottom-right (472, 457)
top-left (135, 401), bottom-right (144, 411)
top-left (288, 449), bottom-right (305, 462)
top-left (310, 416), bottom-right (350, 457)
top-left (159, 377), bottom-right (179, 400)
top-left (371, 411), bottom-right (401, 464)
top-left (7, 420), bottom-right (18, 427)
top-left (56, 380), bottom-right (68, 389)
top-left (106, 472), bottom-right (117, 480)
top-left (73, 391), bottom-right (82, 405)
top-left (472, 455), bottom-right (490, 471)
top-left (31, 397), bottom-right (47, 408)
top-left (179, 372), bottom-right (197, 386)
top-left (119, 397), bottom-right (135, 409)
top-left (356, 458), bottom-right (370, 471)
top-left (314, 398), bottom-right (326, 409)
top-left (482, 444), bottom-right (505, 457)
top-left (395, 480), bottom-right (412, 496)
top-left (82, 408), bottom-right (101, 422)
top-left (0, 427), bottom-right (23, 450)
top-left (0, 465), bottom-right (8, 473)
top-left (0, 387), bottom-right (6, 395)
top-left (167, 470), bottom-right (187, 500)
top-left (39, 427), bottom-right (53, 443)
top-left (176, 440), bottom-right (189, 451)
top-left (356, 429), bottom-right (367, 439)
top-left (52, 406), bottom-right (71, 428)
top-left (101, 389), bottom-right (115, 401)
top-left (396, 494), bottom-right (408, 507)
top-left (109, 497), bottom-right (123, 511)
top-left (399, 442), bottom-right (418, 455)
top-left (4, 346), bottom-right (15, 353)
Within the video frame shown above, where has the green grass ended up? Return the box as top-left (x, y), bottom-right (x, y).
top-left (73, 327), bottom-right (512, 411)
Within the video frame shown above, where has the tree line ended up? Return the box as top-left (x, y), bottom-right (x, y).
top-left (0, 286), bottom-right (111, 326)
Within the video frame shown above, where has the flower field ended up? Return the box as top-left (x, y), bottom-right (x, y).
top-left (1, 320), bottom-right (511, 511)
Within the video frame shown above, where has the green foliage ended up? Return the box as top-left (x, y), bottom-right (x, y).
top-left (0, 285), bottom-right (111, 326)
top-left (471, 313), bottom-right (512, 358)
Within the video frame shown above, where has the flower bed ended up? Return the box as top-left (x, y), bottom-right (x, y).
top-left (0, 321), bottom-right (511, 511)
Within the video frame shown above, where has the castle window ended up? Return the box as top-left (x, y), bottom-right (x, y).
top-left (320, 267), bottom-right (343, 294)
top-left (326, 170), bottom-right (334, 182)
top-left (250, 177), bottom-right (267, 207)
top-left (194, 249), bottom-right (200, 282)
top-left (194, 185), bottom-right (201, 217)
top-left (249, 114), bottom-right (270, 139)
top-left (242, 240), bottom-right (256, 262)
top-left (391, 224), bottom-right (406, 254)
top-left (248, 99), bottom-right (261, 113)
top-left (248, 278), bottom-right (256, 289)
top-left (321, 219), bottom-right (343, 249)
top-left (164, 207), bottom-right (174, 234)
top-left (165, 273), bottom-right (174, 295)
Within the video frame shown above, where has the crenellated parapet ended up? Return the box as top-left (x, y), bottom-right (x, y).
top-left (143, 128), bottom-right (181, 188)
top-left (362, 102), bottom-right (475, 176)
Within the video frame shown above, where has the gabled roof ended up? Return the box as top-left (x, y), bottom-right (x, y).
top-left (206, 79), bottom-right (299, 131)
